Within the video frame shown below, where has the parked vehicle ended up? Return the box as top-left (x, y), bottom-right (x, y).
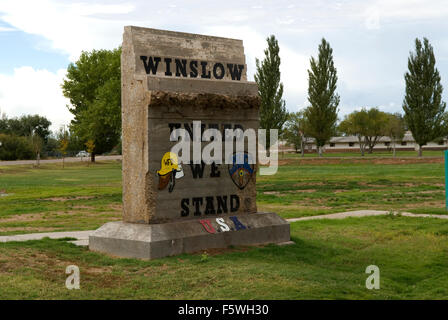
top-left (76, 151), bottom-right (90, 158)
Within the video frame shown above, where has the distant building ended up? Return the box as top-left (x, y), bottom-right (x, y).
top-left (281, 131), bottom-right (447, 153)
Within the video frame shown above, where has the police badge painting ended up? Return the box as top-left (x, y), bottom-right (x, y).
top-left (157, 152), bottom-right (184, 192)
top-left (228, 152), bottom-right (255, 190)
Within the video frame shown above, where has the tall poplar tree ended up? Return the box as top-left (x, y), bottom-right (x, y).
top-left (403, 38), bottom-right (446, 157)
top-left (255, 35), bottom-right (288, 151)
top-left (304, 38), bottom-right (339, 156)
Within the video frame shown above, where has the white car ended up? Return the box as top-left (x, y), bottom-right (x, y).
top-left (76, 151), bottom-right (90, 157)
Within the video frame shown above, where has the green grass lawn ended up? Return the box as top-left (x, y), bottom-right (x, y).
top-left (1, 215), bottom-right (448, 299)
top-left (1, 156), bottom-right (448, 299)
top-left (0, 156), bottom-right (446, 235)
top-left (282, 149), bottom-right (445, 158)
top-left (257, 157), bottom-right (446, 218)
top-left (0, 161), bottom-right (122, 236)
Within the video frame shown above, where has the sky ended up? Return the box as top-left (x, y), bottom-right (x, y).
top-left (0, 0), bottom-right (448, 132)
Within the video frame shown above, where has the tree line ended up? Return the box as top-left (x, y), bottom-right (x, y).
top-left (0, 114), bottom-right (52, 161)
top-left (0, 112), bottom-right (101, 162)
top-left (256, 36), bottom-right (447, 157)
top-left (3, 36), bottom-right (443, 161)
top-left (59, 35), bottom-right (448, 161)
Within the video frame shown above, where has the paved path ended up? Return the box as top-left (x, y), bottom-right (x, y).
top-left (0, 230), bottom-right (92, 246)
top-left (0, 155), bottom-right (122, 166)
top-left (287, 210), bottom-right (448, 222)
top-left (1, 210), bottom-right (447, 247)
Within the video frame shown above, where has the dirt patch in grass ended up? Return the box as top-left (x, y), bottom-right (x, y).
top-left (72, 205), bottom-right (95, 210)
top-left (0, 209), bottom-right (120, 224)
top-left (0, 226), bottom-right (56, 232)
top-left (0, 247), bottom-right (119, 287)
top-left (43, 196), bottom-right (95, 202)
top-left (195, 244), bottom-right (266, 256)
top-left (277, 157), bottom-right (444, 166)
top-left (0, 213), bottom-right (45, 223)
top-left (108, 204), bottom-right (122, 211)
top-left (401, 200), bottom-right (445, 209)
top-left (333, 189), bottom-right (354, 193)
top-left (370, 158), bottom-right (443, 164)
top-left (264, 189), bottom-right (317, 195)
top-left (258, 203), bottom-right (334, 212)
top-left (263, 191), bottom-right (281, 195)
top-left (290, 189), bottom-right (317, 193)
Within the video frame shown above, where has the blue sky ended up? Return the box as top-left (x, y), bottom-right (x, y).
top-left (0, 0), bottom-right (447, 131)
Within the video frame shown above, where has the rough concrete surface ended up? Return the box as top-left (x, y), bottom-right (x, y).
top-left (0, 231), bottom-right (92, 243)
top-left (121, 26), bottom-right (260, 224)
top-left (89, 212), bottom-right (290, 259)
top-left (99, 26), bottom-right (289, 259)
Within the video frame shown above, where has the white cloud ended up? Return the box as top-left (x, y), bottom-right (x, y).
top-left (0, 66), bottom-right (72, 131)
top-left (280, 46), bottom-right (309, 111)
top-left (364, 6), bottom-right (380, 30)
top-left (0, 26), bottom-right (16, 32)
top-left (0, 0), bottom-right (134, 60)
top-left (0, 0), bottom-right (447, 126)
top-left (203, 25), bottom-right (308, 111)
top-left (372, 0), bottom-right (448, 20)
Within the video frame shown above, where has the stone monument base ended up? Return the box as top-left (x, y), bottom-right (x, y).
top-left (89, 212), bottom-right (290, 260)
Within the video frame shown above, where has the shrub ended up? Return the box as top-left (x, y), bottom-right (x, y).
top-left (0, 134), bottom-right (34, 160)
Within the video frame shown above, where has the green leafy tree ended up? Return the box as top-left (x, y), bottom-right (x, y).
top-left (304, 38), bottom-right (339, 156)
top-left (255, 35), bottom-right (288, 152)
top-left (283, 111), bottom-right (308, 156)
top-left (403, 38), bottom-right (446, 157)
top-left (385, 113), bottom-right (406, 157)
top-left (0, 134), bottom-right (34, 160)
top-left (62, 48), bottom-right (121, 162)
top-left (362, 108), bottom-right (389, 154)
top-left (0, 114), bottom-right (51, 142)
top-left (85, 139), bottom-right (95, 167)
top-left (57, 127), bottom-right (69, 168)
top-left (43, 136), bottom-right (59, 156)
top-left (30, 133), bottom-right (43, 167)
top-left (0, 114), bottom-right (51, 160)
top-left (339, 107), bottom-right (389, 155)
top-left (19, 115), bottom-right (51, 142)
top-left (339, 110), bottom-right (369, 156)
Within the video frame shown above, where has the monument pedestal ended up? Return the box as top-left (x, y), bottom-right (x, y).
top-left (89, 212), bottom-right (289, 260)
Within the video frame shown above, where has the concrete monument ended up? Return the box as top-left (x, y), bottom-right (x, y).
top-left (89, 26), bottom-right (290, 259)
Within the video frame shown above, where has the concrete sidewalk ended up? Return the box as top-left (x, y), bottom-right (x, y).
top-left (0, 230), bottom-right (92, 246)
top-left (1, 210), bottom-right (447, 246)
top-left (287, 210), bottom-right (448, 222)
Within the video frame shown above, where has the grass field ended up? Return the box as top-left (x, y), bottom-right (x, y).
top-left (258, 156), bottom-right (446, 218)
top-left (281, 150), bottom-right (445, 158)
top-left (0, 161), bottom-right (122, 236)
top-left (1, 216), bottom-right (448, 299)
top-left (0, 154), bottom-right (447, 299)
